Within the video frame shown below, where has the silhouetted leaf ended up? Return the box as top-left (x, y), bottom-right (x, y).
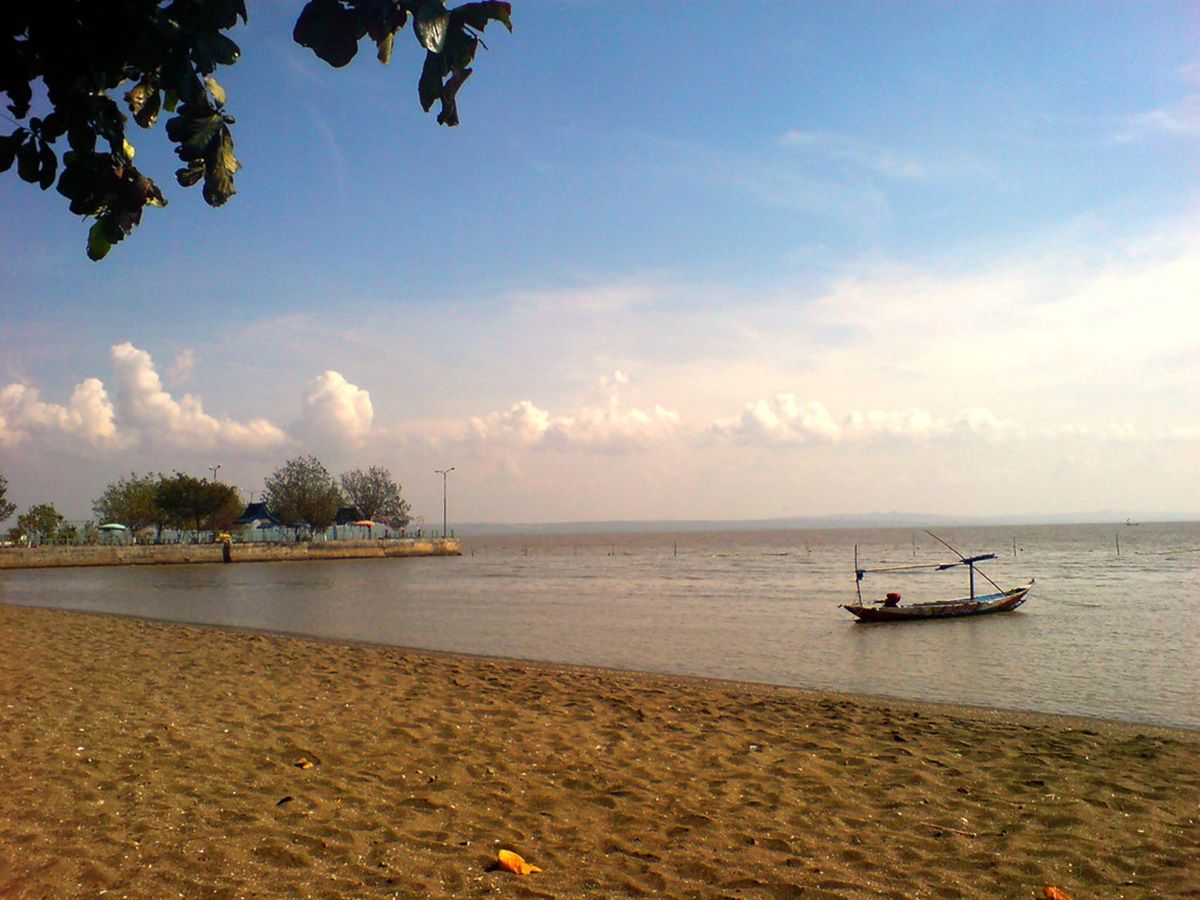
top-left (67, 123), bottom-right (96, 153)
top-left (437, 66), bottom-right (471, 126)
top-left (451, 1), bottom-right (513, 32)
top-left (193, 31), bottom-right (241, 73)
top-left (294, 0), bottom-right (364, 68)
top-left (419, 52), bottom-right (445, 112)
top-left (0, 130), bottom-right (25, 173)
top-left (17, 139), bottom-right (39, 183)
top-left (37, 141), bottom-right (56, 189)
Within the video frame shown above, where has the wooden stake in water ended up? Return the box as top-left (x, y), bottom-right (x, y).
top-left (673, 541), bottom-right (677, 557)
top-left (1115, 532), bottom-right (1120, 556)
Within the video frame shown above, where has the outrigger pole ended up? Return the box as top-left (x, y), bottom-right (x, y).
top-left (924, 530), bottom-right (1002, 599)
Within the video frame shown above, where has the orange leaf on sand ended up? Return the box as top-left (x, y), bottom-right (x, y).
top-left (497, 849), bottom-right (542, 875)
top-left (1043, 888), bottom-right (1072, 900)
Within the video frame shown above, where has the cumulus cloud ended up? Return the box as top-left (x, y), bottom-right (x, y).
top-left (708, 397), bottom-right (1018, 446)
top-left (469, 371), bottom-right (682, 453)
top-left (298, 370), bottom-right (374, 447)
top-left (709, 395), bottom-right (842, 444)
top-left (0, 379), bottom-right (120, 449)
top-left (110, 342), bottom-right (288, 451)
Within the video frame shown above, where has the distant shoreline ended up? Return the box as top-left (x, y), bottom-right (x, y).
top-left (0, 537), bottom-right (461, 570)
top-left (453, 515), bottom-right (1199, 536)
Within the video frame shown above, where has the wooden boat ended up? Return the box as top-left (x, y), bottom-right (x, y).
top-left (841, 531), bottom-right (1034, 623)
top-left (841, 580), bottom-right (1034, 622)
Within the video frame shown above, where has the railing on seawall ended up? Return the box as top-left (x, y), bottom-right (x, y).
top-left (0, 538), bottom-right (462, 570)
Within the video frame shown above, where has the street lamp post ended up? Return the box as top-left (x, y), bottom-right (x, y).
top-left (434, 467), bottom-right (455, 538)
top-left (208, 464), bottom-right (221, 482)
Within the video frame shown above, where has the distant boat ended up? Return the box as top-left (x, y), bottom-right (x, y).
top-left (1125, 518), bottom-right (1140, 526)
top-left (841, 531), bottom-right (1034, 624)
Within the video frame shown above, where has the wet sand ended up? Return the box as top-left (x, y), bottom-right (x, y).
top-left (0, 603), bottom-right (1196, 898)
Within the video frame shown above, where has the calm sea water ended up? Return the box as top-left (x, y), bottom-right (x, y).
top-left (2, 522), bottom-right (1197, 729)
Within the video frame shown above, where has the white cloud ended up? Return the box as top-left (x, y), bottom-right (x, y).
top-left (708, 397), bottom-right (1017, 447)
top-left (1112, 92), bottom-right (1200, 142)
top-left (469, 371), bottom-right (682, 453)
top-left (166, 349), bottom-right (196, 389)
top-left (709, 395), bottom-right (842, 444)
top-left (779, 130), bottom-right (930, 180)
top-left (299, 370), bottom-right (374, 447)
top-left (110, 342), bottom-right (288, 451)
top-left (0, 379), bottom-right (120, 449)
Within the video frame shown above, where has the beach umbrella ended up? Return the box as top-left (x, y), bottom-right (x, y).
top-left (98, 523), bottom-right (127, 530)
top-left (352, 520), bottom-right (375, 527)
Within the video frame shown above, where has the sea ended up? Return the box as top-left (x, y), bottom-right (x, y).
top-left (2, 522), bottom-right (1197, 730)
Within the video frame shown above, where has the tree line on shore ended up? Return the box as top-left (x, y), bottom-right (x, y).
top-left (0, 456), bottom-right (411, 546)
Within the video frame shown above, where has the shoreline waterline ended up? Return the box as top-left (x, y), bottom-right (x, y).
top-left (14, 601), bottom-right (1198, 738)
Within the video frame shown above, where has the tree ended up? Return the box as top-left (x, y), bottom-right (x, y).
top-left (17, 503), bottom-right (64, 545)
top-left (93, 472), bottom-right (162, 540)
top-left (340, 465), bottom-right (411, 524)
top-left (263, 455), bottom-right (342, 532)
top-left (0, 472), bottom-right (15, 524)
top-left (54, 521), bottom-right (80, 545)
top-left (156, 472), bottom-right (240, 534)
top-left (1, 0), bottom-right (513, 260)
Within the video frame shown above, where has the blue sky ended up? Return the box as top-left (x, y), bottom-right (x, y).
top-left (2, 1), bottom-right (1198, 524)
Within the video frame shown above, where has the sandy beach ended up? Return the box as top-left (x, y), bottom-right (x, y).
top-left (0, 604), bottom-right (1195, 898)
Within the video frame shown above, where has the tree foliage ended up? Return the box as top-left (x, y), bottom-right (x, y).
top-left (1, 0), bottom-right (512, 259)
top-left (17, 503), bottom-right (64, 545)
top-left (155, 472), bottom-right (240, 533)
top-left (92, 471), bottom-right (162, 537)
top-left (0, 472), bottom-right (15, 523)
top-left (340, 465), bottom-right (411, 524)
top-left (263, 455), bottom-right (342, 531)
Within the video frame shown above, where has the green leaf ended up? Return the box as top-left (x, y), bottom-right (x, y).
top-left (125, 80), bottom-right (162, 129)
top-left (414, 1), bottom-right (450, 52)
top-left (376, 30), bottom-right (395, 65)
top-left (206, 76), bottom-right (227, 109)
top-left (166, 108), bottom-right (224, 161)
top-left (87, 220), bottom-right (112, 261)
top-left (202, 128), bottom-right (240, 207)
top-left (176, 160), bottom-right (204, 188)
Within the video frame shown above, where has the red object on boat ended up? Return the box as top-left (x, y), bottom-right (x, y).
top-left (885, 592), bottom-right (902, 602)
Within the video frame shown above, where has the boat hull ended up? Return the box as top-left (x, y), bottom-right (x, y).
top-left (841, 581), bottom-right (1033, 623)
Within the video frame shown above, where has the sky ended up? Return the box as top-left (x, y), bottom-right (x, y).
top-left (2, 1), bottom-right (1198, 526)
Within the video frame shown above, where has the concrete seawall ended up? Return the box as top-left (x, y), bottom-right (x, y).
top-left (0, 539), bottom-right (462, 570)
